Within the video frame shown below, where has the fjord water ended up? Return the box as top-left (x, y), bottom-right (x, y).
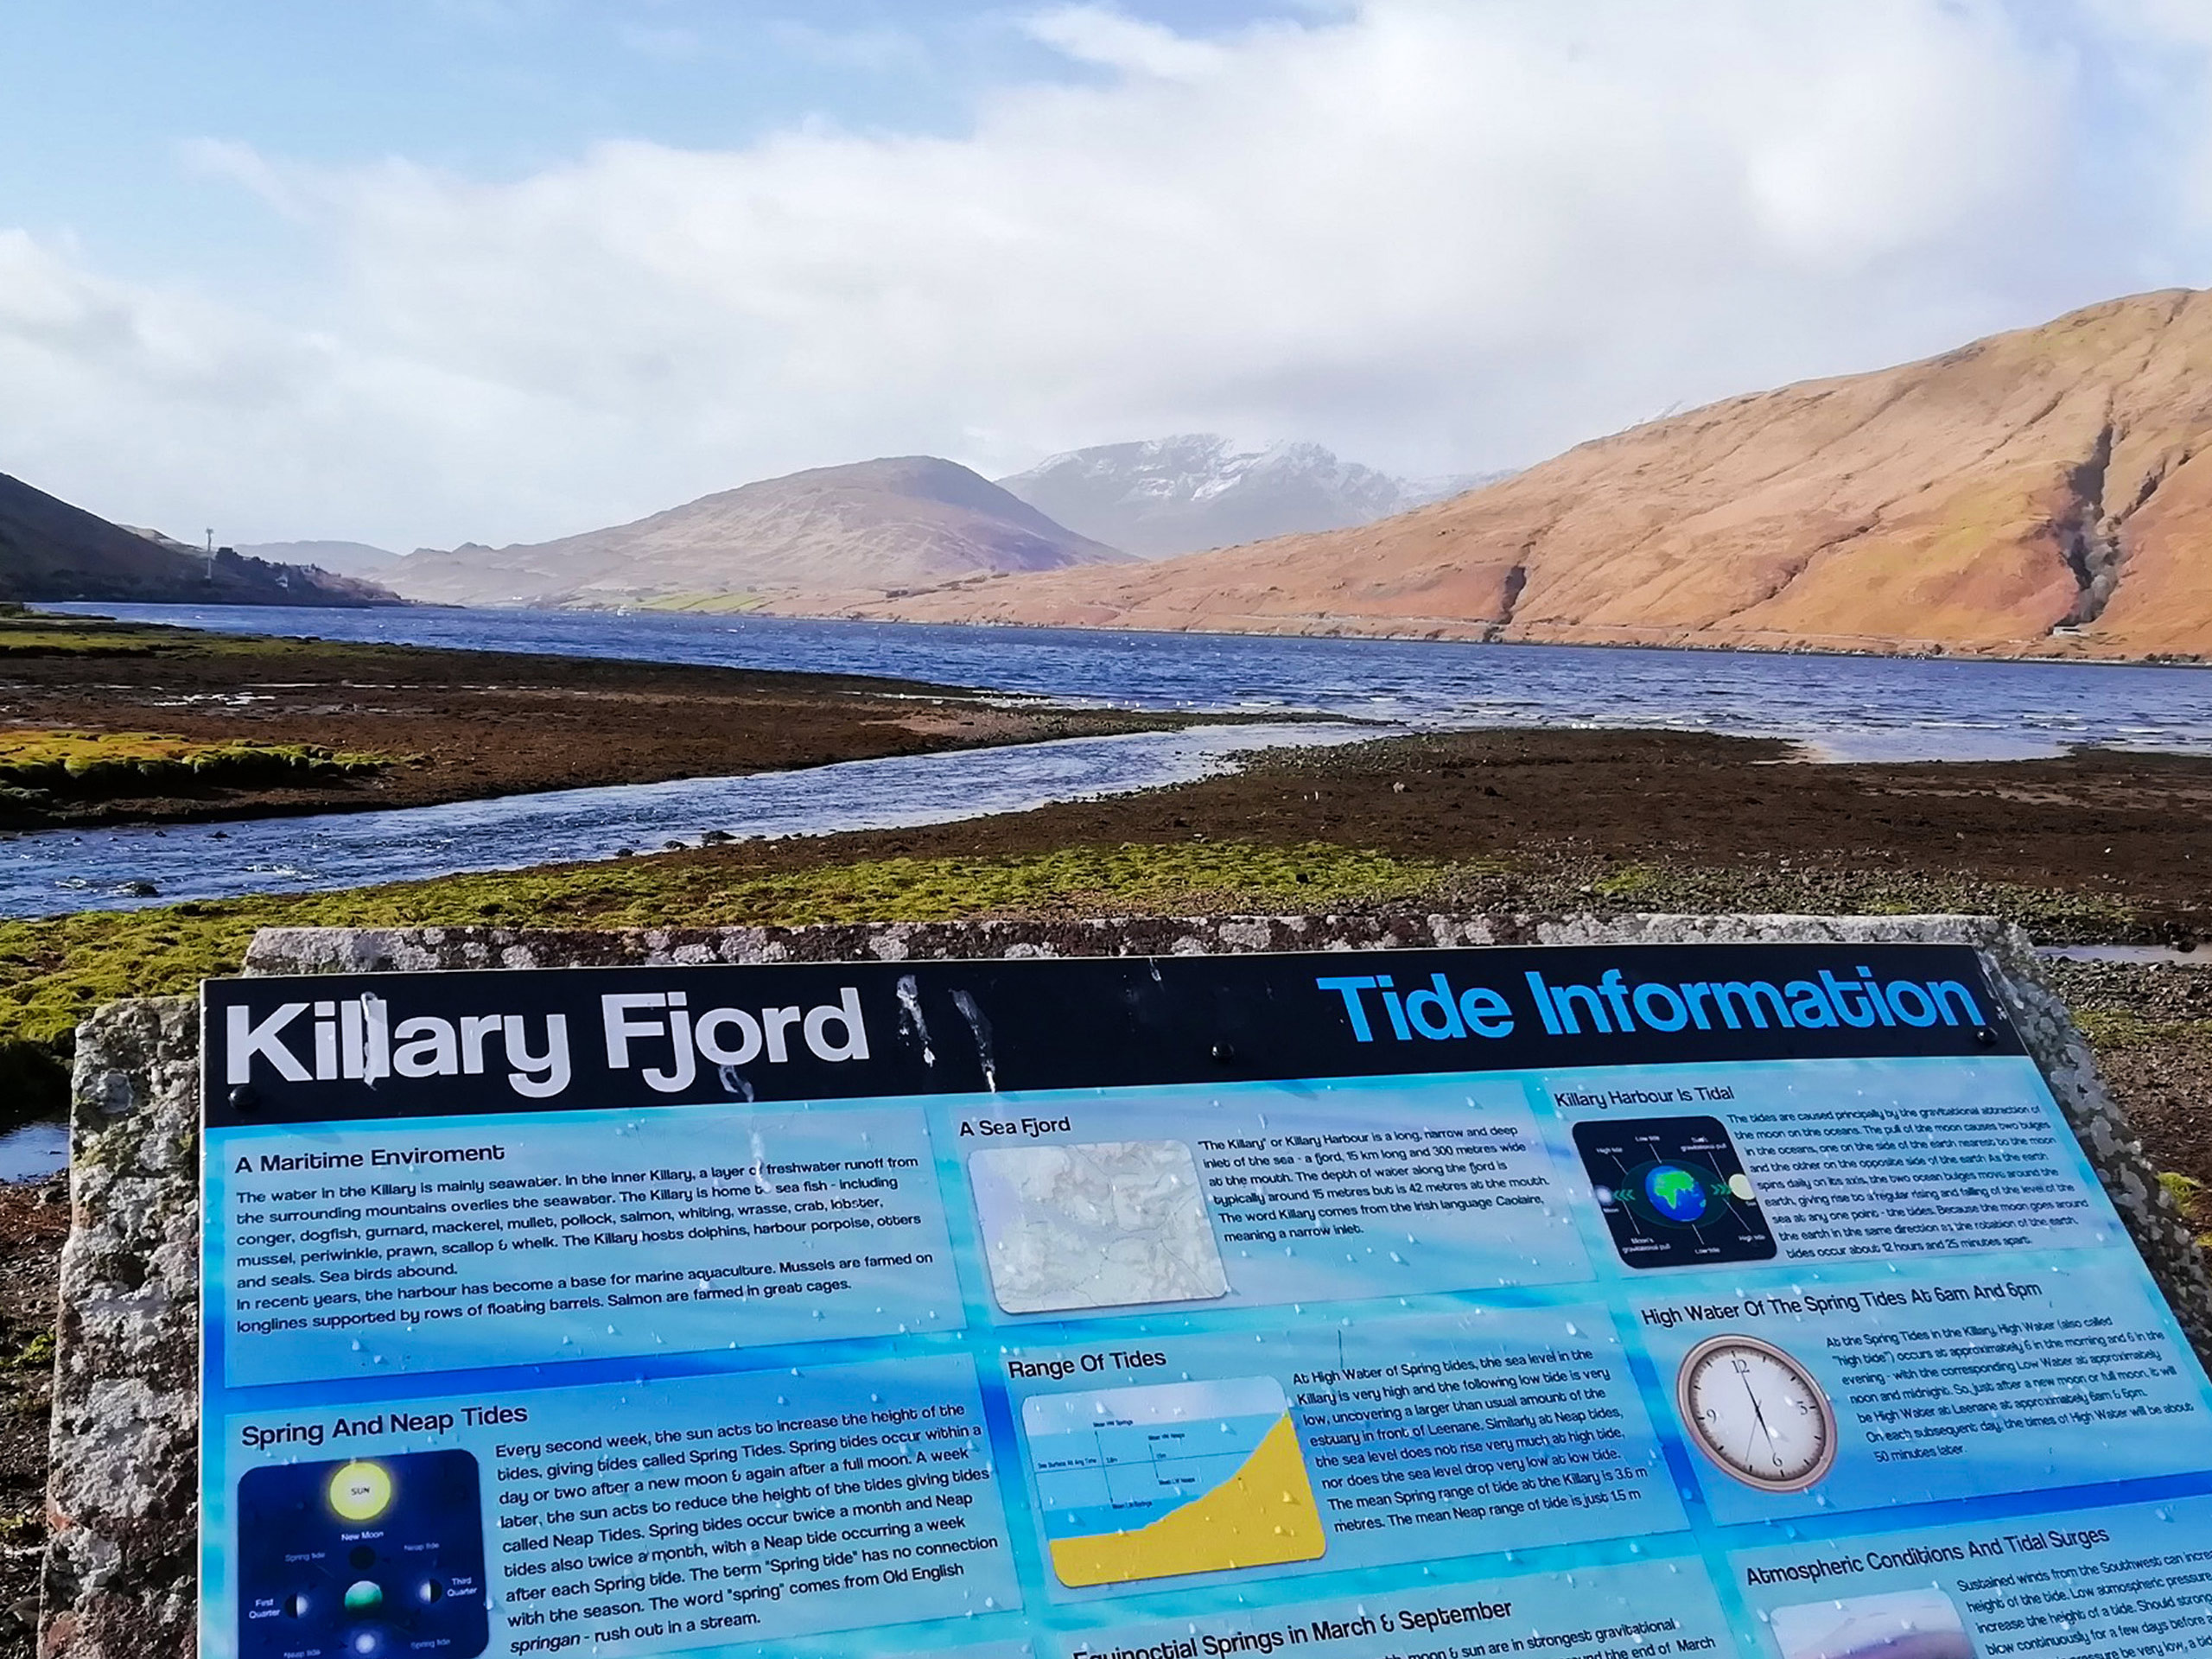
top-left (53, 602), bottom-right (2212, 761)
top-left (10, 604), bottom-right (2209, 919)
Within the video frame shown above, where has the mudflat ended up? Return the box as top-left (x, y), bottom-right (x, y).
top-left (0, 612), bottom-right (1191, 830)
top-left (703, 726), bottom-right (2212, 939)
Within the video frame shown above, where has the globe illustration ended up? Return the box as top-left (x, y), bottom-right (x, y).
top-left (1643, 1164), bottom-right (1708, 1224)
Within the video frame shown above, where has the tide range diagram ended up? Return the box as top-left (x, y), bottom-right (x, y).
top-left (1021, 1376), bottom-right (1326, 1586)
top-left (1572, 1115), bottom-right (1777, 1268)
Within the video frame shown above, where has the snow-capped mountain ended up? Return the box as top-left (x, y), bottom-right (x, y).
top-left (996, 435), bottom-right (1503, 559)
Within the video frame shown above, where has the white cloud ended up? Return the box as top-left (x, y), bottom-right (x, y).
top-left (1021, 5), bottom-right (1232, 79)
top-left (2, 0), bottom-right (2208, 550)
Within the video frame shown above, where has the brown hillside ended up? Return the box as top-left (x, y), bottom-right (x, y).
top-left (390, 456), bottom-right (1124, 608)
top-left (0, 473), bottom-right (394, 607)
top-left (837, 290), bottom-right (2212, 658)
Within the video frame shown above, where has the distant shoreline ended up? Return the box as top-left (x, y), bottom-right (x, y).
top-left (49, 596), bottom-right (2210, 673)
top-left (753, 602), bottom-right (2212, 670)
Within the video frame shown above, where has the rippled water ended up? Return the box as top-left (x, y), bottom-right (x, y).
top-left (51, 603), bottom-right (2212, 761)
top-left (0, 1117), bottom-right (67, 1184)
top-left (14, 604), bottom-right (2209, 918)
top-left (3, 722), bottom-right (1362, 917)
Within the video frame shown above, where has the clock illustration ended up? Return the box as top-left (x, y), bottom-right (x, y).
top-left (1675, 1335), bottom-right (1837, 1493)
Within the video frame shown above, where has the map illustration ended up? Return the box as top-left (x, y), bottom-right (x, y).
top-left (969, 1139), bottom-right (1230, 1314)
top-left (1020, 1376), bottom-right (1325, 1586)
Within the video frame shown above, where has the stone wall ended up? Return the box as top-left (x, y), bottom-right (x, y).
top-left (39, 913), bottom-right (2212, 1658)
top-left (40, 999), bottom-right (199, 1659)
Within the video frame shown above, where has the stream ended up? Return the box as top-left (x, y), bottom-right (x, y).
top-left (3, 721), bottom-right (1363, 917)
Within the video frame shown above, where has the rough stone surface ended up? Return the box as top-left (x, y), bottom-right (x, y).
top-left (44, 914), bottom-right (2212, 1656)
top-left (41, 998), bottom-right (199, 1659)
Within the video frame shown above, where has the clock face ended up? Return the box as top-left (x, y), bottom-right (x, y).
top-left (1675, 1335), bottom-right (1836, 1492)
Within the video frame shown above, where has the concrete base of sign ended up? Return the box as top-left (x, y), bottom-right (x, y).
top-left (39, 912), bottom-right (2212, 1659)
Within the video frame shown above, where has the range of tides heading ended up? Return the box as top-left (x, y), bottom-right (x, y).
top-left (1315, 966), bottom-right (1990, 1044)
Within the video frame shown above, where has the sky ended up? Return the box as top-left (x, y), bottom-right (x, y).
top-left (4, 0), bottom-right (2212, 551)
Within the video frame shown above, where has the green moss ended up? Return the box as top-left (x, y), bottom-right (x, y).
top-left (0, 829), bottom-right (2160, 1124)
top-left (0, 627), bottom-right (165, 656)
top-left (2074, 1012), bottom-right (2212, 1052)
top-left (1, 610), bottom-right (435, 667)
top-left (0, 612), bottom-right (200, 657)
top-left (0, 730), bottom-right (393, 797)
top-left (2162, 1172), bottom-right (2212, 1246)
top-left (0, 840), bottom-right (1438, 1109)
top-left (3, 1333), bottom-right (53, 1372)
top-left (1590, 864), bottom-right (1662, 899)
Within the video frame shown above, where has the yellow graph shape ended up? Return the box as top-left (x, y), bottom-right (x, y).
top-left (1047, 1414), bottom-right (1327, 1586)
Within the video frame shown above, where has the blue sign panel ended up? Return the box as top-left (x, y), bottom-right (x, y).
top-left (200, 944), bottom-right (2212, 1659)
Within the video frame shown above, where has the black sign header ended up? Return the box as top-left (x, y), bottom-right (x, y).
top-left (201, 942), bottom-right (2018, 1128)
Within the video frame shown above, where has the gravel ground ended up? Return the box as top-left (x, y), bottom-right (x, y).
top-left (2044, 958), bottom-right (2212, 1216)
top-left (0, 1175), bottom-right (66, 1658)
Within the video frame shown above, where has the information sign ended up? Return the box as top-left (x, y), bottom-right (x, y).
top-left (200, 943), bottom-right (2212, 1659)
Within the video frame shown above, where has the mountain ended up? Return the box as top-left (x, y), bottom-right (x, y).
top-left (855, 289), bottom-right (2212, 660)
top-left (995, 435), bottom-right (1501, 558)
top-left (237, 540), bottom-right (399, 580)
top-left (0, 474), bottom-right (396, 607)
top-left (387, 456), bottom-right (1127, 609)
top-left (118, 524), bottom-right (204, 556)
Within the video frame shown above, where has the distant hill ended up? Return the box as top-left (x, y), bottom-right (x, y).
top-left (0, 474), bottom-right (397, 607)
top-left (237, 539), bottom-right (399, 580)
top-left (995, 435), bottom-right (1499, 559)
top-left (118, 524), bottom-right (204, 556)
top-left (387, 456), bottom-right (1127, 609)
top-left (856, 289), bottom-right (2212, 660)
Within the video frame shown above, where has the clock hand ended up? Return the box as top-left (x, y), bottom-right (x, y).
top-left (1738, 1368), bottom-right (1780, 1462)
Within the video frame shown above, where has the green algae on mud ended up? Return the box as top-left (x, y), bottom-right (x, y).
top-left (0, 839), bottom-right (1436, 1113)
top-left (0, 730), bottom-right (395, 804)
top-left (0, 609), bottom-right (346, 660)
top-left (0, 830), bottom-right (2149, 1126)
